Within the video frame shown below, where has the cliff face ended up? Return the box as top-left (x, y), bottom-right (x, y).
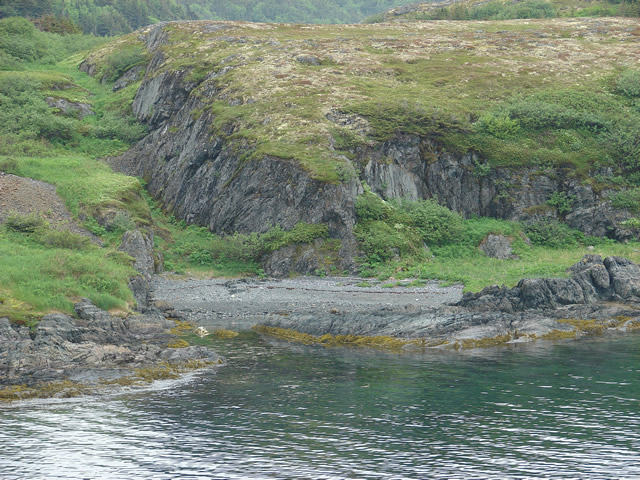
top-left (80, 19), bottom-right (639, 272)
top-left (360, 136), bottom-right (629, 239)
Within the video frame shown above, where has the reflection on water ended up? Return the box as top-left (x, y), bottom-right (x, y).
top-left (2, 333), bottom-right (640, 479)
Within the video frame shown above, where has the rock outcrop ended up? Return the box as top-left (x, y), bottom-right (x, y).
top-left (0, 300), bottom-right (223, 387)
top-left (258, 256), bottom-right (640, 344)
top-left (119, 229), bottom-right (157, 310)
top-left (79, 21), bottom-right (636, 274)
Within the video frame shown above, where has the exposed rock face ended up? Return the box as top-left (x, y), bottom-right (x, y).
top-left (119, 229), bottom-right (156, 310)
top-left (0, 300), bottom-right (223, 386)
top-left (260, 256), bottom-right (640, 342)
top-left (46, 97), bottom-right (94, 118)
top-left (89, 44), bottom-right (361, 273)
top-left (457, 255), bottom-right (640, 312)
top-left (360, 137), bottom-right (628, 238)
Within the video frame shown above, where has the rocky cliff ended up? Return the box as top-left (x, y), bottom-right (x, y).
top-left (80, 18), bottom-right (640, 272)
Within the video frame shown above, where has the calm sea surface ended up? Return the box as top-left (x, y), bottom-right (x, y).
top-left (1, 331), bottom-right (639, 479)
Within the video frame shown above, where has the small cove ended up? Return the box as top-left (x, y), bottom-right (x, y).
top-left (2, 330), bottom-right (640, 479)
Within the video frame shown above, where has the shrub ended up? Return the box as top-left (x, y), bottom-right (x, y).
top-left (355, 220), bottom-right (423, 262)
top-left (393, 198), bottom-right (464, 246)
top-left (355, 190), bottom-right (389, 221)
top-left (546, 191), bottom-right (576, 215)
top-left (4, 212), bottom-right (47, 233)
top-left (616, 69), bottom-right (640, 98)
top-left (257, 222), bottom-right (329, 254)
top-left (38, 229), bottom-right (92, 250)
top-left (92, 111), bottom-right (148, 143)
top-left (476, 113), bottom-right (520, 139)
top-left (610, 188), bottom-right (640, 212)
top-left (523, 220), bottom-right (583, 248)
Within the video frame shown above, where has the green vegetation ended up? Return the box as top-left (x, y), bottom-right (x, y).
top-left (148, 193), bottom-right (327, 276)
top-left (0, 16), bottom-right (104, 67)
top-left (367, 0), bottom-right (639, 23)
top-left (0, 20), bottom-right (152, 322)
top-left (0, 217), bottom-right (135, 326)
top-left (352, 191), bottom-right (640, 291)
top-left (1, 0), bottom-right (414, 36)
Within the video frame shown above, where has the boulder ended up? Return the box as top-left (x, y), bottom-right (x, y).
top-left (479, 234), bottom-right (518, 259)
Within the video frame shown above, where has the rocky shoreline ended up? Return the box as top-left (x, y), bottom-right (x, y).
top-left (256, 255), bottom-right (640, 348)
top-left (0, 299), bottom-right (223, 399)
top-left (152, 254), bottom-right (640, 350)
top-left (3, 254), bottom-right (640, 400)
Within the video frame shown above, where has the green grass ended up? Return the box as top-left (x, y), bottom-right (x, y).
top-left (0, 227), bottom-right (134, 325)
top-left (358, 214), bottom-right (640, 292)
top-left (80, 18), bottom-right (638, 189)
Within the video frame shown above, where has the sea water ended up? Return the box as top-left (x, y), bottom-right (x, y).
top-left (2, 332), bottom-right (639, 479)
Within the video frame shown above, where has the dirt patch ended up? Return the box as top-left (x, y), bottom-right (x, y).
top-left (0, 172), bottom-right (99, 242)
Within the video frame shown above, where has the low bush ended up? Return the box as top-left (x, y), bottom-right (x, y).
top-left (546, 191), bottom-right (576, 215)
top-left (610, 188), bottom-right (640, 212)
top-left (476, 113), bottom-right (520, 139)
top-left (616, 69), bottom-right (640, 98)
top-left (38, 229), bottom-right (92, 250)
top-left (523, 219), bottom-right (584, 248)
top-left (391, 198), bottom-right (464, 246)
top-left (4, 212), bottom-right (47, 233)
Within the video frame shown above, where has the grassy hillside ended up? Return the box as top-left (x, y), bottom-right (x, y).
top-left (84, 18), bottom-right (640, 185)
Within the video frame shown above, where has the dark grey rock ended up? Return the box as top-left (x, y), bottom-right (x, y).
top-left (120, 230), bottom-right (155, 280)
top-left (160, 346), bottom-right (223, 364)
top-left (295, 54), bottom-right (321, 66)
top-left (112, 65), bottom-right (145, 92)
top-left (0, 301), bottom-right (223, 387)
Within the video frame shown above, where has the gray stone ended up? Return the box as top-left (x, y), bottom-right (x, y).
top-left (295, 54), bottom-right (321, 66)
top-left (46, 97), bottom-right (94, 119)
top-left (0, 300), bottom-right (224, 387)
top-left (479, 234), bottom-right (517, 259)
top-left (112, 65), bottom-right (145, 92)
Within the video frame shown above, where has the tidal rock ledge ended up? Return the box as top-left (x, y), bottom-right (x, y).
top-left (0, 300), bottom-right (223, 390)
top-left (259, 255), bottom-right (640, 347)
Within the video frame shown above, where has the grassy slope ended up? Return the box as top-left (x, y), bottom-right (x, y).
top-left (374, 0), bottom-right (640, 22)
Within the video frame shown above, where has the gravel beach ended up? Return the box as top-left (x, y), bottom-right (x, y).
top-left (150, 275), bottom-right (464, 329)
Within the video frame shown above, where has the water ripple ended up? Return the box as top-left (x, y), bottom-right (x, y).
top-left (2, 333), bottom-right (640, 479)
